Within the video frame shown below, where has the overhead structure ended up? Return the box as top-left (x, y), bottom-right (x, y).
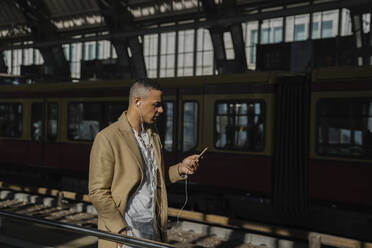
top-left (0, 51), bottom-right (6, 73)
top-left (0, 0), bottom-right (371, 81)
top-left (96, 0), bottom-right (146, 79)
top-left (14, 0), bottom-right (70, 81)
top-left (349, 2), bottom-right (372, 66)
top-left (202, 0), bottom-right (247, 73)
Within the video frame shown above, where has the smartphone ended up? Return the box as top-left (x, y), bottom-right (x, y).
top-left (198, 147), bottom-right (208, 159)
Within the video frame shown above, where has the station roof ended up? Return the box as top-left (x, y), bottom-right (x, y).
top-left (0, 0), bottom-right (367, 46)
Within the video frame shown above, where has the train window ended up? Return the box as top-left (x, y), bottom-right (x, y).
top-left (157, 101), bottom-right (175, 152)
top-left (215, 101), bottom-right (264, 151)
top-left (47, 103), bottom-right (58, 142)
top-left (104, 102), bottom-right (128, 127)
top-left (317, 99), bottom-right (372, 158)
top-left (31, 103), bottom-right (43, 142)
top-left (164, 102), bottom-right (174, 152)
top-left (183, 101), bottom-right (198, 152)
top-left (0, 103), bottom-right (22, 137)
top-left (68, 103), bottom-right (102, 141)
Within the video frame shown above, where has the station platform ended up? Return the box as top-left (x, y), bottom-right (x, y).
top-left (0, 217), bottom-right (97, 248)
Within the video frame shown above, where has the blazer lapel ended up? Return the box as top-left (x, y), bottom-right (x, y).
top-left (118, 112), bottom-right (143, 173)
top-left (148, 128), bottom-right (165, 190)
top-left (148, 127), bottom-right (162, 171)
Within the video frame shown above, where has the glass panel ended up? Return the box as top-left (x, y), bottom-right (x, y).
top-left (261, 28), bottom-right (271, 44)
top-left (285, 16), bottom-right (295, 42)
top-left (63, 45), bottom-right (70, 60)
top-left (158, 101), bottom-right (174, 152)
top-left (160, 32), bottom-right (176, 78)
top-left (196, 29), bottom-right (214, 76)
top-left (224, 32), bottom-right (235, 59)
top-left (183, 102), bottom-right (198, 152)
top-left (23, 48), bottom-right (33, 65)
top-left (312, 22), bottom-right (320, 39)
top-left (322, 20), bottom-right (333, 38)
top-left (294, 24), bottom-right (305, 41)
top-left (178, 29), bottom-right (195, 77)
top-left (164, 102), bottom-right (174, 152)
top-left (341, 9), bottom-right (352, 36)
top-left (249, 29), bottom-right (258, 64)
top-left (96, 41), bottom-right (103, 59)
top-left (144, 34), bottom-right (158, 78)
top-left (217, 103), bottom-right (228, 115)
top-left (68, 103), bottom-right (102, 141)
top-left (215, 101), bottom-right (264, 151)
top-left (322, 10), bottom-right (338, 38)
top-left (84, 42), bottom-right (96, 60)
top-left (0, 103), bottom-right (23, 137)
top-left (47, 103), bottom-right (58, 142)
top-left (317, 100), bottom-right (372, 158)
top-left (31, 103), bottom-right (43, 142)
top-left (82, 42), bottom-right (96, 61)
top-left (104, 102), bottom-right (128, 127)
top-left (70, 42), bottom-right (82, 79)
top-left (274, 27), bottom-right (283, 43)
top-left (34, 49), bottom-right (44, 65)
top-left (295, 14), bottom-right (309, 40)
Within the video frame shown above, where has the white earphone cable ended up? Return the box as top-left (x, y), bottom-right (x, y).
top-left (136, 102), bottom-right (189, 231)
top-left (136, 103), bottom-right (145, 133)
top-left (176, 176), bottom-right (188, 223)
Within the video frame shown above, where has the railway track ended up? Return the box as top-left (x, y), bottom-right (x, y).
top-left (0, 181), bottom-right (371, 248)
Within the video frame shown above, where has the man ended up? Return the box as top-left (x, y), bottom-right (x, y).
top-left (89, 79), bottom-right (199, 248)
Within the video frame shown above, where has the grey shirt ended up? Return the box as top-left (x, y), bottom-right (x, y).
top-left (124, 128), bottom-right (158, 237)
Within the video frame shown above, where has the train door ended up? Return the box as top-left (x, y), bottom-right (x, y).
top-left (43, 100), bottom-right (61, 168)
top-left (160, 94), bottom-right (178, 165)
top-left (177, 89), bottom-right (203, 161)
top-left (59, 98), bottom-right (128, 171)
top-left (29, 100), bottom-right (45, 166)
top-left (0, 100), bottom-right (25, 165)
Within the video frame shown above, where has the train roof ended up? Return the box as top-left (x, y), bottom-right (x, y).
top-left (312, 66), bottom-right (372, 82)
top-left (2, 66), bottom-right (371, 96)
top-left (0, 71), bottom-right (278, 94)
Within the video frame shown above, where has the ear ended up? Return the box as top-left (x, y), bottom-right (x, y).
top-left (134, 97), bottom-right (141, 106)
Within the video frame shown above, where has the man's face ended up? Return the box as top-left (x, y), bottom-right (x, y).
top-left (139, 89), bottom-right (164, 124)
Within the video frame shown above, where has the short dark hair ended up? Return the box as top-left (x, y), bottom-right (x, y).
top-left (129, 78), bottom-right (162, 101)
top-left (136, 78), bottom-right (161, 90)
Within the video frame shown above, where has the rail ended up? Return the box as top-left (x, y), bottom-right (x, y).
top-left (2, 182), bottom-right (372, 248)
top-left (0, 211), bottom-right (175, 248)
top-left (309, 233), bottom-right (372, 248)
top-left (168, 208), bottom-right (372, 248)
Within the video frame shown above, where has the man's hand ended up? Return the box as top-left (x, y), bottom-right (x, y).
top-left (117, 229), bottom-right (128, 248)
top-left (179, 154), bottom-right (200, 176)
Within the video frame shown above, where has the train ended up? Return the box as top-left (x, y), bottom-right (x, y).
top-left (1, 66), bottom-right (372, 238)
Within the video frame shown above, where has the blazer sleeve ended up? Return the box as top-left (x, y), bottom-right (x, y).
top-left (88, 132), bottom-right (127, 233)
top-left (167, 162), bottom-right (185, 183)
top-left (152, 132), bottom-right (184, 184)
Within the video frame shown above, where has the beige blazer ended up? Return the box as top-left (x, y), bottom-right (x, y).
top-left (89, 112), bottom-right (183, 248)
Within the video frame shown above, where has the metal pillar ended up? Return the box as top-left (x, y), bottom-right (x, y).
top-left (14, 0), bottom-right (70, 81)
top-left (0, 52), bottom-right (7, 73)
top-left (349, 5), bottom-right (372, 66)
top-left (202, 0), bottom-right (247, 74)
top-left (97, 0), bottom-right (146, 79)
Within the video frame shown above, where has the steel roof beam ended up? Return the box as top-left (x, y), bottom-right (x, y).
top-left (96, 0), bottom-right (146, 79)
top-left (0, 52), bottom-right (6, 73)
top-left (202, 0), bottom-right (247, 74)
top-left (13, 0), bottom-right (70, 81)
top-left (349, 3), bottom-right (372, 66)
top-left (1, 0), bottom-right (370, 50)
